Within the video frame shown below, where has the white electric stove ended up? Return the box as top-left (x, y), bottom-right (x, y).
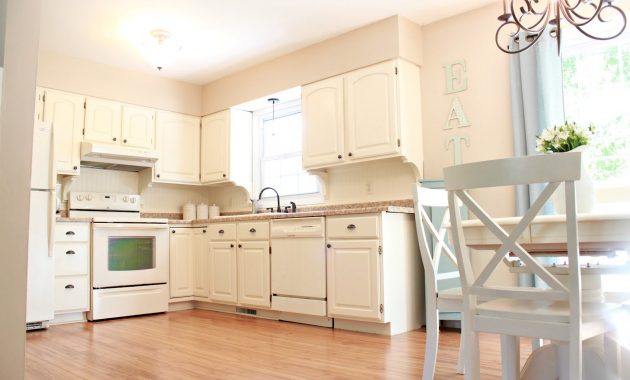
top-left (69, 192), bottom-right (169, 321)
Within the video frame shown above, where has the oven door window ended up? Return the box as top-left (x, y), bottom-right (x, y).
top-left (108, 237), bottom-right (155, 271)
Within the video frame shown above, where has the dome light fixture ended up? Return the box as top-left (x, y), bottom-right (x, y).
top-left (141, 29), bottom-right (182, 70)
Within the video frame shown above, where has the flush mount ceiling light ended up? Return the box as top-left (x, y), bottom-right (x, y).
top-left (496, 0), bottom-right (627, 54)
top-left (141, 29), bottom-right (182, 70)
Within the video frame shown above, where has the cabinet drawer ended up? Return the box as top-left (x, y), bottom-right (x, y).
top-left (54, 275), bottom-right (89, 313)
top-left (237, 221), bottom-right (269, 240)
top-left (326, 214), bottom-right (380, 239)
top-left (55, 223), bottom-right (90, 242)
top-left (55, 242), bottom-right (89, 276)
top-left (207, 223), bottom-right (236, 241)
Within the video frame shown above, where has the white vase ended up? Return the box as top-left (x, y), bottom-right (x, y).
top-left (552, 145), bottom-right (595, 214)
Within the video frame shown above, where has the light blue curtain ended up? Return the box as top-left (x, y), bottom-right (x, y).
top-left (510, 33), bottom-right (565, 216)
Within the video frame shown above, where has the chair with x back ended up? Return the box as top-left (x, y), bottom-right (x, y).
top-left (413, 184), bottom-right (467, 379)
top-left (444, 152), bottom-right (619, 380)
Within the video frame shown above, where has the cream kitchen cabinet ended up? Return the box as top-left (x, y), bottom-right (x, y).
top-left (41, 88), bottom-right (85, 175)
top-left (236, 221), bottom-right (270, 308)
top-left (84, 97), bottom-right (122, 145)
top-left (326, 212), bottom-right (424, 334)
top-left (200, 109), bottom-right (253, 193)
top-left (192, 227), bottom-right (210, 298)
top-left (302, 59), bottom-right (423, 176)
top-left (154, 111), bottom-right (201, 184)
top-left (54, 222), bottom-right (90, 315)
top-left (121, 104), bottom-right (156, 149)
top-left (169, 227), bottom-right (195, 298)
top-left (208, 223), bottom-right (238, 304)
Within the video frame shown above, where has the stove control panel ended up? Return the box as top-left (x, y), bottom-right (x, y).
top-left (69, 192), bottom-right (141, 212)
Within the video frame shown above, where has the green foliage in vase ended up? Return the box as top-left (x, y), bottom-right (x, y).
top-left (536, 121), bottom-right (594, 153)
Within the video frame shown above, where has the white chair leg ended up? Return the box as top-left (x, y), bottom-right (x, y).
top-left (500, 334), bottom-right (520, 380)
top-left (423, 308), bottom-right (439, 380)
top-left (457, 313), bottom-right (468, 375)
top-left (465, 330), bottom-right (481, 380)
top-left (569, 339), bottom-right (583, 380)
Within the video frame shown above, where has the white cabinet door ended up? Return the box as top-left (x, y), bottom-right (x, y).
top-left (169, 228), bottom-right (194, 298)
top-left (345, 60), bottom-right (399, 160)
top-left (43, 89), bottom-right (85, 175)
top-left (200, 110), bottom-right (229, 183)
top-left (192, 228), bottom-right (209, 298)
top-left (302, 76), bottom-right (345, 168)
top-left (121, 104), bottom-right (155, 149)
top-left (237, 241), bottom-right (270, 308)
top-left (327, 239), bottom-right (382, 321)
top-left (208, 241), bottom-right (238, 304)
top-left (154, 111), bottom-right (200, 184)
top-left (84, 97), bottom-right (122, 145)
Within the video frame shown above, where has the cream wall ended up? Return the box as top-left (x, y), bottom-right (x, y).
top-left (421, 2), bottom-right (515, 217)
top-left (37, 51), bottom-right (203, 116)
top-left (0, 0), bottom-right (41, 377)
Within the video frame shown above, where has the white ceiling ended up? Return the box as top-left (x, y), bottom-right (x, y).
top-left (39, 0), bottom-right (498, 85)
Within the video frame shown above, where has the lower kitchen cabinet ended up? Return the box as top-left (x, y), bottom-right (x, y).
top-left (237, 241), bottom-right (270, 308)
top-left (169, 227), bottom-right (196, 298)
top-left (192, 227), bottom-right (210, 297)
top-left (54, 222), bottom-right (90, 314)
top-left (208, 241), bottom-right (238, 304)
top-left (326, 213), bottom-right (424, 334)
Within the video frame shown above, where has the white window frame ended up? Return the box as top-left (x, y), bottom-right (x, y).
top-left (252, 99), bottom-right (323, 209)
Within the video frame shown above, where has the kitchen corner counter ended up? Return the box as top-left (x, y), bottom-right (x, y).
top-left (56, 216), bottom-right (93, 223)
top-left (167, 200), bottom-right (414, 225)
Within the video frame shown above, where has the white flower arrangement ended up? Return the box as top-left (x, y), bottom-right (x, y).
top-left (536, 121), bottom-right (594, 153)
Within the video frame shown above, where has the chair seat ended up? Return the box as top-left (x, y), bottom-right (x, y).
top-left (438, 287), bottom-right (463, 299)
top-left (476, 299), bottom-right (620, 323)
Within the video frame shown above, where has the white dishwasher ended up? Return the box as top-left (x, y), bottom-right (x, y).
top-left (270, 217), bottom-right (326, 316)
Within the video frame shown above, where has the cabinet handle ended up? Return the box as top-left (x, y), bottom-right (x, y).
top-left (327, 243), bottom-right (332, 248)
top-left (65, 231), bottom-right (75, 236)
top-left (238, 244), bottom-right (242, 248)
top-left (230, 244), bottom-right (234, 248)
top-left (113, 137), bottom-right (117, 142)
top-left (347, 224), bottom-right (357, 230)
top-left (65, 250), bottom-right (76, 255)
top-left (203, 229), bottom-right (207, 233)
top-left (337, 154), bottom-right (342, 159)
top-left (172, 230), bottom-right (176, 234)
top-left (73, 165), bottom-right (78, 170)
top-left (348, 152), bottom-right (353, 157)
top-left (222, 173), bottom-right (227, 178)
top-left (249, 228), bottom-right (256, 233)
top-left (65, 284), bottom-right (75, 289)
top-left (123, 139), bottom-right (127, 144)
top-left (156, 174), bottom-right (161, 178)
top-left (219, 229), bottom-right (225, 234)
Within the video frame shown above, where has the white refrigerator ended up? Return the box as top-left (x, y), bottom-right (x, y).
top-left (26, 121), bottom-right (56, 327)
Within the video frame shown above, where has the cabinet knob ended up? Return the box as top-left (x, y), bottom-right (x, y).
top-left (123, 139), bottom-right (127, 144)
top-left (327, 243), bottom-right (332, 248)
top-left (347, 224), bottom-right (357, 230)
top-left (230, 244), bottom-right (234, 248)
top-left (218, 229), bottom-right (225, 234)
top-left (172, 230), bottom-right (176, 234)
top-left (73, 165), bottom-right (78, 170)
top-left (65, 250), bottom-right (76, 255)
top-left (203, 229), bottom-right (207, 233)
top-left (249, 228), bottom-right (256, 233)
top-left (113, 137), bottom-right (117, 142)
top-left (238, 244), bottom-right (242, 248)
top-left (222, 173), bottom-right (227, 178)
top-left (348, 152), bottom-right (353, 157)
top-left (65, 231), bottom-right (75, 236)
top-left (65, 284), bottom-right (75, 289)
top-left (337, 154), bottom-right (342, 159)
top-left (156, 174), bottom-right (161, 178)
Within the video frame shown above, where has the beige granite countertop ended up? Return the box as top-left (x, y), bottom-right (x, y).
top-left (56, 200), bottom-right (414, 224)
top-left (56, 216), bottom-right (92, 223)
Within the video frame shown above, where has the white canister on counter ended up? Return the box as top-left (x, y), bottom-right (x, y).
top-left (196, 203), bottom-right (209, 220)
top-left (209, 204), bottom-right (220, 218)
top-left (183, 202), bottom-right (196, 221)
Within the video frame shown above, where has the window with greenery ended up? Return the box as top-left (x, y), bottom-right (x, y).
top-left (561, 31), bottom-right (630, 184)
top-left (254, 101), bottom-right (320, 201)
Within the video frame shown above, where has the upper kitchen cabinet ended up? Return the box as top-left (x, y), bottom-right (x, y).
top-left (121, 105), bottom-right (156, 149)
top-left (302, 59), bottom-right (423, 178)
top-left (41, 88), bottom-right (85, 175)
top-left (200, 109), bottom-right (253, 194)
top-left (84, 97), bottom-right (122, 145)
top-left (85, 99), bottom-right (156, 150)
top-left (154, 111), bottom-right (200, 184)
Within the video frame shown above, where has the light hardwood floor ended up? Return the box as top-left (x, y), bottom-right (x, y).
top-left (26, 310), bottom-right (531, 379)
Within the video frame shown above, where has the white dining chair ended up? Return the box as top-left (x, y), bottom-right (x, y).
top-left (413, 185), bottom-right (467, 379)
top-left (444, 152), bottom-right (619, 380)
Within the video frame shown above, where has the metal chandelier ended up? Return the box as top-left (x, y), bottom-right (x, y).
top-left (496, 0), bottom-right (627, 54)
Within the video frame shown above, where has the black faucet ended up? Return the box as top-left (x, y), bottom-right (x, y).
top-left (258, 187), bottom-right (281, 213)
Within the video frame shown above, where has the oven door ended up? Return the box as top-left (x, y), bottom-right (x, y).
top-left (92, 223), bottom-right (168, 288)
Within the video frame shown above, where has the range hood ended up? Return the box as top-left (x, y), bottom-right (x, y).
top-left (80, 142), bottom-right (159, 172)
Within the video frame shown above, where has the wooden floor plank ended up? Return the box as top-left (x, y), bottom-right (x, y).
top-left (25, 310), bottom-right (531, 379)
